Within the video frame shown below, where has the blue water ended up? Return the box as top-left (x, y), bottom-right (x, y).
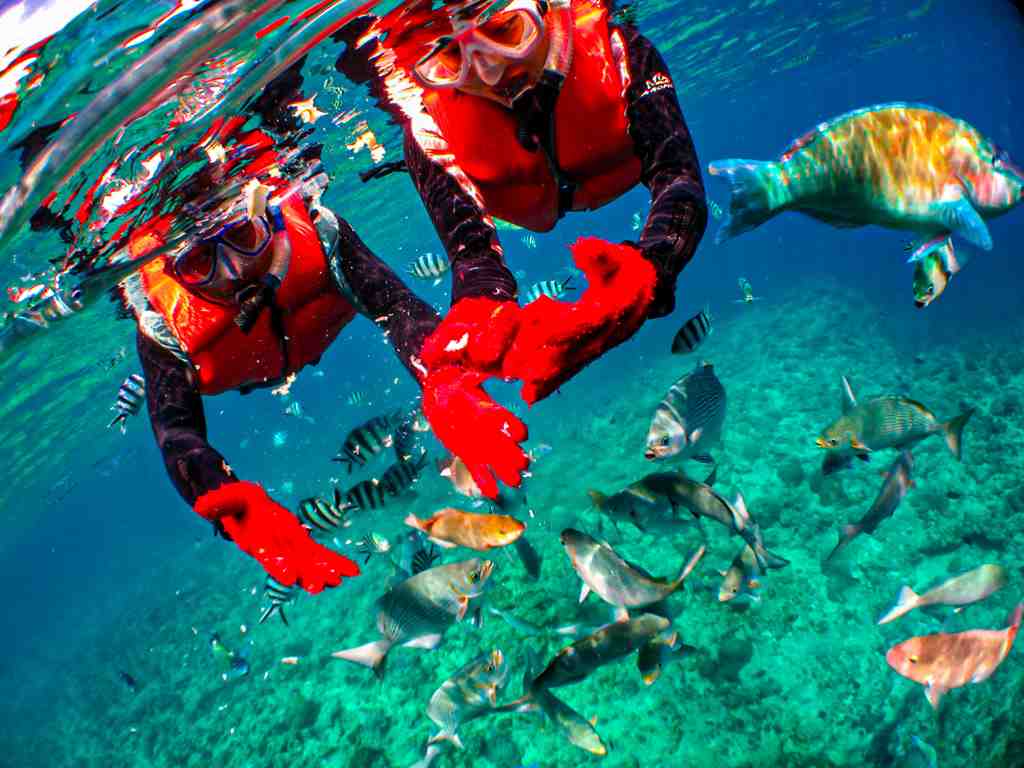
top-left (0, 2), bottom-right (1023, 767)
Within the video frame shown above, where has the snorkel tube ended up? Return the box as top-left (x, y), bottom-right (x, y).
top-left (234, 182), bottom-right (291, 333)
top-left (541, 0), bottom-right (573, 81)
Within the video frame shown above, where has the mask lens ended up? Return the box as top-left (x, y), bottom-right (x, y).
top-left (173, 244), bottom-right (215, 286)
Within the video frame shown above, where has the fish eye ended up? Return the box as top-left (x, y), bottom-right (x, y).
top-left (829, 438), bottom-right (839, 447)
top-left (908, 655), bottom-right (918, 663)
top-left (469, 571), bottom-right (479, 583)
top-left (661, 436), bottom-right (670, 445)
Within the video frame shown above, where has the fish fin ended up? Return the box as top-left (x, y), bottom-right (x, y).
top-left (579, 583), bottom-right (591, 604)
top-left (1007, 603), bottom-right (1024, 647)
top-left (877, 585), bottom-right (919, 625)
top-left (822, 452), bottom-right (854, 476)
top-left (403, 513), bottom-right (427, 533)
top-left (333, 487), bottom-right (344, 509)
top-left (905, 235), bottom-right (951, 264)
top-left (614, 605), bottom-right (630, 623)
top-left (430, 537), bottom-right (458, 549)
top-left (730, 492), bottom-right (750, 531)
top-left (692, 453), bottom-right (715, 464)
top-left (259, 604), bottom-right (280, 625)
top-left (331, 639), bottom-right (391, 670)
top-left (841, 375), bottom-right (858, 413)
top-left (825, 524), bottom-right (860, 562)
top-left (924, 681), bottom-right (947, 710)
top-left (689, 428), bottom-right (704, 444)
top-left (940, 196), bottom-right (992, 250)
top-left (941, 409), bottom-right (974, 460)
top-left (587, 490), bottom-right (607, 509)
top-left (850, 437), bottom-right (871, 453)
top-left (674, 545), bottom-right (706, 588)
top-left (403, 633), bottom-right (444, 650)
top-left (856, 453), bottom-right (871, 463)
top-left (706, 159), bottom-right (783, 243)
top-left (753, 536), bottom-right (789, 571)
top-left (702, 464), bottom-right (718, 486)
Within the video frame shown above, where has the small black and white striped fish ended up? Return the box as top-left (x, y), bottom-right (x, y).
top-left (297, 489), bottom-right (350, 532)
top-left (382, 453), bottom-right (428, 497)
top-left (346, 390), bottom-right (366, 406)
top-left (407, 252), bottom-right (450, 284)
top-left (108, 374), bottom-right (146, 434)
top-left (344, 478), bottom-right (389, 513)
top-left (259, 576), bottom-right (297, 625)
top-left (671, 305), bottom-right (713, 355)
top-left (333, 411), bottom-right (402, 472)
top-left (522, 275), bottom-right (574, 304)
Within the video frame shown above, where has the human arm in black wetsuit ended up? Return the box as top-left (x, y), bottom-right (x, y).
top-left (136, 331), bottom-right (235, 507)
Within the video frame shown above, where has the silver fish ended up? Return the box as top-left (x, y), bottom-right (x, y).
top-left (560, 529), bottom-right (705, 617)
top-left (331, 559), bottom-right (494, 673)
top-left (108, 373), bottom-right (146, 434)
top-left (424, 649), bottom-right (509, 749)
top-left (259, 575), bottom-right (297, 625)
top-left (826, 451), bottom-right (914, 561)
top-left (645, 362), bottom-right (726, 463)
top-left (522, 275), bottom-right (574, 303)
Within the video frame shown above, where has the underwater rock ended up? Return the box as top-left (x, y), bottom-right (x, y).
top-left (699, 634), bottom-right (754, 682)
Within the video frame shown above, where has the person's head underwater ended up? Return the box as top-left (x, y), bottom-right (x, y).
top-left (171, 183), bottom-right (290, 331)
top-left (412, 0), bottom-right (573, 106)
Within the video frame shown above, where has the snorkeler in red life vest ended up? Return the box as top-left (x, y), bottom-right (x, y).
top-left (337, 0), bottom-right (707, 498)
top-left (118, 121), bottom-right (443, 594)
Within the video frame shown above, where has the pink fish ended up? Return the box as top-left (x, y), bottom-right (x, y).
top-left (886, 603), bottom-right (1022, 709)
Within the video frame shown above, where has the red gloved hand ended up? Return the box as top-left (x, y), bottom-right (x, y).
top-left (421, 366), bottom-right (529, 499)
top-left (420, 297), bottom-right (520, 375)
top-left (504, 238), bottom-right (657, 404)
top-left (194, 481), bottom-right (359, 594)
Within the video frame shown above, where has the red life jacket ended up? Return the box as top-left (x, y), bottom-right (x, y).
top-left (129, 194), bottom-right (355, 395)
top-left (420, 0), bottom-right (639, 232)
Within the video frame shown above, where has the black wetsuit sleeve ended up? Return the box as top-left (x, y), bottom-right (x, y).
top-left (331, 214), bottom-right (441, 378)
top-left (403, 130), bottom-right (518, 305)
top-left (620, 26), bottom-right (708, 318)
top-left (136, 331), bottom-right (235, 507)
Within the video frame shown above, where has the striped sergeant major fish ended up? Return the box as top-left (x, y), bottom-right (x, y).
top-left (408, 252), bottom-right (450, 285)
top-left (344, 477), bottom-right (389, 513)
top-left (108, 373), bottom-right (145, 434)
top-left (522, 275), bottom-right (574, 304)
top-left (334, 411), bottom-right (403, 472)
top-left (260, 576), bottom-right (298, 625)
top-left (297, 489), bottom-right (351, 533)
top-left (671, 305), bottom-right (712, 355)
top-left (645, 361), bottom-right (726, 463)
top-left (382, 452), bottom-right (428, 497)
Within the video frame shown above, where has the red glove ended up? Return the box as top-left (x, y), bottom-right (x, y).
top-left (194, 481), bottom-right (359, 594)
top-left (420, 297), bottom-right (520, 374)
top-left (504, 238), bottom-right (656, 404)
top-left (421, 366), bottom-right (529, 499)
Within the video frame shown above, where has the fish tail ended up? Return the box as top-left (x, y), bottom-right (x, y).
top-left (877, 585), bottom-right (919, 625)
top-left (1007, 603), bottom-right (1024, 644)
top-left (753, 533), bottom-right (790, 571)
top-left (403, 512), bottom-right (428, 533)
top-left (825, 525), bottom-right (859, 562)
top-left (941, 409), bottom-right (974, 460)
top-left (706, 158), bottom-right (785, 243)
top-left (427, 730), bottom-right (465, 750)
top-left (258, 604), bottom-right (288, 626)
top-left (331, 638), bottom-right (391, 671)
top-left (586, 490), bottom-right (607, 509)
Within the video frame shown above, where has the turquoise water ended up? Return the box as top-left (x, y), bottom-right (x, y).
top-left (0, 2), bottom-right (1023, 767)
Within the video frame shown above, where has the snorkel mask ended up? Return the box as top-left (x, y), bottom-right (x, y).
top-left (413, 0), bottom-right (572, 104)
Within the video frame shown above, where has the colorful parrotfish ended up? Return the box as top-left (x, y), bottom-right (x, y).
top-left (708, 103), bottom-right (1023, 250)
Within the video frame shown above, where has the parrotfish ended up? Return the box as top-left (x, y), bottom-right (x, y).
top-left (910, 236), bottom-right (968, 308)
top-left (709, 103), bottom-right (1023, 250)
top-left (560, 528), bottom-right (705, 618)
top-left (645, 362), bottom-right (727, 463)
top-left (331, 559), bottom-right (493, 674)
top-left (886, 603), bottom-right (1022, 709)
top-left (826, 451), bottom-right (915, 562)
top-left (636, 632), bottom-right (697, 685)
top-left (717, 544), bottom-right (764, 603)
top-left (531, 614), bottom-right (672, 690)
top-left (405, 508), bottom-right (525, 551)
top-left (817, 376), bottom-right (973, 471)
top-left (878, 564), bottom-right (1009, 625)
top-left (423, 649), bottom-right (509, 749)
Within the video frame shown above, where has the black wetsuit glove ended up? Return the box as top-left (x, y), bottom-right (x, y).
top-left (235, 273), bottom-right (280, 333)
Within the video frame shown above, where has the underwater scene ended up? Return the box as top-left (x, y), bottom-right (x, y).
top-left (0, 1), bottom-right (1022, 766)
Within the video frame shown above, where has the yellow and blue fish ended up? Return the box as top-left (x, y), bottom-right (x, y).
top-left (709, 103), bottom-right (1023, 250)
